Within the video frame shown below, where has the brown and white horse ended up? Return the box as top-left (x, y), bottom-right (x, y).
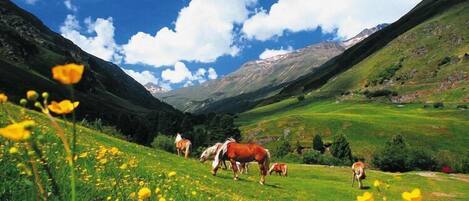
top-left (352, 161), bottom-right (366, 189)
top-left (269, 163), bottom-right (288, 176)
top-left (175, 133), bottom-right (191, 159)
top-left (212, 138), bottom-right (270, 185)
top-left (199, 143), bottom-right (227, 169)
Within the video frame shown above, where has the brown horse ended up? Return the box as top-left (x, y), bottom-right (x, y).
top-left (352, 161), bottom-right (366, 189)
top-left (212, 138), bottom-right (270, 185)
top-left (269, 163), bottom-right (288, 176)
top-left (175, 133), bottom-right (191, 159)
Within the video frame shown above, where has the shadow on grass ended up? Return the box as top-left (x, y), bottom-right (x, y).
top-left (213, 174), bottom-right (282, 188)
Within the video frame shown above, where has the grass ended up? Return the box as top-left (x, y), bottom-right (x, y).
top-left (1, 103), bottom-right (469, 201)
top-left (237, 99), bottom-right (469, 161)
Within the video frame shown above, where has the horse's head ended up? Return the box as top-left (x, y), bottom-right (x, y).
top-left (199, 149), bottom-right (209, 162)
top-left (175, 133), bottom-right (182, 143)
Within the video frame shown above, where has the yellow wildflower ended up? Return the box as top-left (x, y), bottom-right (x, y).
top-left (0, 120), bottom-right (35, 141)
top-left (129, 192), bottom-right (136, 199)
top-left (357, 192), bottom-right (374, 201)
top-left (158, 198), bottom-right (166, 201)
top-left (155, 187), bottom-right (160, 194)
top-left (99, 158), bottom-right (108, 165)
top-left (139, 181), bottom-right (145, 186)
top-left (137, 187), bottom-right (151, 200)
top-left (402, 188), bottom-right (422, 201)
top-left (52, 63), bottom-right (84, 85)
top-left (373, 180), bottom-right (381, 188)
top-left (110, 147), bottom-right (119, 155)
top-left (119, 163), bottom-right (128, 170)
top-left (191, 191), bottom-right (197, 196)
top-left (26, 90), bottom-right (38, 101)
top-left (79, 152), bottom-right (88, 158)
top-left (9, 147), bottom-right (19, 154)
top-left (0, 93), bottom-right (7, 103)
top-left (48, 100), bottom-right (79, 114)
top-left (168, 171), bottom-right (176, 177)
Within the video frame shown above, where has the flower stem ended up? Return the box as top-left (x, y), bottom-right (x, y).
top-left (70, 86), bottom-right (77, 201)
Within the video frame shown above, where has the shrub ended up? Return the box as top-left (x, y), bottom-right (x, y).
top-left (330, 135), bottom-right (352, 161)
top-left (297, 95), bottom-right (305, 102)
top-left (456, 104), bottom-right (467, 110)
top-left (458, 151), bottom-right (469, 173)
top-left (303, 150), bottom-right (321, 164)
top-left (406, 148), bottom-right (436, 171)
top-left (282, 153), bottom-right (303, 163)
top-left (364, 89), bottom-right (398, 98)
top-left (433, 102), bottom-right (444, 108)
top-left (438, 56), bottom-right (451, 66)
top-left (270, 139), bottom-right (291, 159)
top-left (372, 135), bottom-right (410, 172)
top-left (312, 134), bottom-right (325, 153)
top-left (151, 134), bottom-right (175, 153)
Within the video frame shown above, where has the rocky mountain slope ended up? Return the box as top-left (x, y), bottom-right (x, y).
top-left (157, 24), bottom-right (386, 113)
top-left (0, 0), bottom-right (183, 143)
top-left (144, 82), bottom-right (168, 96)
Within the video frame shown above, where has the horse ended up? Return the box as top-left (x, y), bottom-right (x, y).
top-left (269, 163), bottom-right (287, 176)
top-left (352, 161), bottom-right (366, 189)
top-left (212, 138), bottom-right (270, 185)
top-left (175, 133), bottom-right (191, 159)
top-left (228, 161), bottom-right (249, 174)
top-left (199, 143), bottom-right (228, 169)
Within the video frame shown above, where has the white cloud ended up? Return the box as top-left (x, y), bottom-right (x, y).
top-left (242, 0), bottom-right (421, 41)
top-left (60, 15), bottom-right (122, 63)
top-left (122, 69), bottom-right (159, 85)
top-left (64, 0), bottom-right (78, 12)
top-left (122, 0), bottom-right (256, 67)
top-left (259, 46), bottom-right (293, 59)
top-left (161, 62), bottom-right (218, 84)
top-left (25, 0), bottom-right (39, 5)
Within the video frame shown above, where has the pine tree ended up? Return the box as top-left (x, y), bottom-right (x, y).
top-left (330, 134), bottom-right (352, 161)
top-left (312, 134), bottom-right (325, 153)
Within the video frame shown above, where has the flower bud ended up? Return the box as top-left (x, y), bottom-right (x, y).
top-left (26, 90), bottom-right (38, 101)
top-left (41, 92), bottom-right (49, 99)
top-left (34, 102), bottom-right (42, 108)
top-left (9, 147), bottom-right (19, 154)
top-left (19, 99), bottom-right (27, 106)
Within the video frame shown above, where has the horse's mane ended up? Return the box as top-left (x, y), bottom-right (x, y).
top-left (212, 138), bottom-right (236, 168)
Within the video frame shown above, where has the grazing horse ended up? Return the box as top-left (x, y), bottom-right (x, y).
top-left (175, 133), bottom-right (191, 159)
top-left (212, 138), bottom-right (270, 185)
top-left (228, 161), bottom-right (249, 174)
top-left (269, 163), bottom-right (288, 176)
top-left (352, 161), bottom-right (366, 189)
top-left (199, 143), bottom-right (228, 169)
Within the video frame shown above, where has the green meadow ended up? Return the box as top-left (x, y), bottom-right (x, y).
top-left (1, 103), bottom-right (468, 200)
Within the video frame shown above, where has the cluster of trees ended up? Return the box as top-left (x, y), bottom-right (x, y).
top-left (151, 113), bottom-right (241, 156)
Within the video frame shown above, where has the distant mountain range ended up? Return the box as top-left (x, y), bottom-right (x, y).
top-left (144, 82), bottom-right (169, 96)
top-left (0, 0), bottom-right (184, 144)
top-left (156, 24), bottom-right (388, 113)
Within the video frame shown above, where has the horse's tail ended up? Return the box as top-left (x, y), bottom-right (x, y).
top-left (284, 164), bottom-right (288, 176)
top-left (212, 139), bottom-right (231, 169)
top-left (185, 141), bottom-right (191, 159)
top-left (264, 149), bottom-right (271, 174)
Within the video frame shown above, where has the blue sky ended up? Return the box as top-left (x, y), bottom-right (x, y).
top-left (12, 0), bottom-right (420, 90)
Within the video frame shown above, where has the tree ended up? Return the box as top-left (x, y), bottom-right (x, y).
top-left (312, 134), bottom-right (325, 153)
top-left (295, 140), bottom-right (303, 154)
top-left (372, 135), bottom-right (409, 172)
top-left (272, 140), bottom-right (291, 158)
top-left (330, 135), bottom-right (352, 161)
top-left (151, 134), bottom-right (175, 153)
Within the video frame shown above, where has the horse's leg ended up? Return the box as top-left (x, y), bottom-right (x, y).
top-left (177, 148), bottom-right (180, 157)
top-left (358, 177), bottom-right (363, 189)
top-left (222, 160), bottom-right (227, 170)
top-left (351, 172), bottom-right (356, 187)
top-left (230, 159), bottom-right (239, 180)
top-left (258, 161), bottom-right (266, 185)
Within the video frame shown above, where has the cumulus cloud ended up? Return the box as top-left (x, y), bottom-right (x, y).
top-left (122, 0), bottom-right (256, 67)
top-left (64, 0), bottom-right (78, 12)
top-left (25, 0), bottom-right (39, 5)
top-left (161, 62), bottom-right (218, 84)
top-left (122, 69), bottom-right (173, 90)
top-left (60, 15), bottom-right (122, 63)
top-left (242, 0), bottom-right (421, 41)
top-left (259, 46), bottom-right (293, 59)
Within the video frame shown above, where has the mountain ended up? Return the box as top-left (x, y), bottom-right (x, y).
top-left (157, 24), bottom-right (386, 113)
top-left (144, 82), bottom-right (169, 96)
top-left (0, 0), bottom-right (183, 144)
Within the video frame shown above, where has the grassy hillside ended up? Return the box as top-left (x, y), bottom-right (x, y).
top-left (238, 99), bottom-right (468, 160)
top-left (1, 103), bottom-right (468, 201)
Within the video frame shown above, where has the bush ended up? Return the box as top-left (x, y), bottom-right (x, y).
top-left (364, 89), bottom-right (398, 98)
top-left (312, 134), bottom-right (325, 153)
top-left (372, 135), bottom-right (410, 172)
top-left (406, 148), bottom-right (436, 171)
top-left (457, 151), bottom-right (469, 173)
top-left (330, 135), bottom-right (352, 161)
top-left (151, 134), bottom-right (175, 153)
top-left (282, 153), bottom-right (303, 163)
top-left (433, 102), bottom-right (444, 108)
top-left (456, 105), bottom-right (467, 110)
top-left (297, 95), bottom-right (305, 102)
top-left (270, 139), bottom-right (291, 159)
top-left (303, 150), bottom-right (321, 164)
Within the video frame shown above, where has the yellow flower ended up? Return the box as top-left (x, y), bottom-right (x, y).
top-left (99, 158), bottom-right (108, 165)
top-left (79, 152), bottom-right (88, 158)
top-left (0, 120), bottom-right (35, 141)
top-left (129, 192), bottom-right (136, 199)
top-left (52, 63), bottom-right (84, 85)
top-left (0, 93), bottom-right (7, 103)
top-left (48, 100), bottom-right (79, 114)
top-left (137, 187), bottom-right (151, 200)
top-left (110, 147), bottom-right (119, 155)
top-left (402, 188), bottom-right (422, 201)
top-left (155, 187), bottom-right (160, 194)
top-left (373, 180), bottom-right (381, 188)
top-left (158, 198), bottom-right (166, 201)
top-left (168, 171), bottom-right (176, 177)
top-left (26, 90), bottom-right (38, 101)
top-left (9, 147), bottom-right (19, 154)
top-left (191, 191), bottom-right (197, 196)
top-left (119, 163), bottom-right (128, 170)
top-left (357, 192), bottom-right (374, 201)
